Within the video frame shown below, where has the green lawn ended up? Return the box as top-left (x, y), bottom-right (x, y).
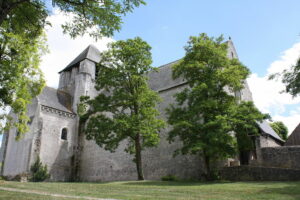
top-left (0, 190), bottom-right (72, 200)
top-left (0, 180), bottom-right (299, 200)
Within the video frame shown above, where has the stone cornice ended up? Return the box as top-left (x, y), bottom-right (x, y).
top-left (41, 105), bottom-right (76, 119)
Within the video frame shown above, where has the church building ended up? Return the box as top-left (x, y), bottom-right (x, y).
top-left (0, 40), bottom-right (284, 181)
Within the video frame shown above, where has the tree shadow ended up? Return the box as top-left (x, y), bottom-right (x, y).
top-left (121, 180), bottom-right (233, 187)
top-left (259, 182), bottom-right (300, 200)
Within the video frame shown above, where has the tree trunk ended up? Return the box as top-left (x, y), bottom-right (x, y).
top-left (204, 155), bottom-right (211, 181)
top-left (135, 133), bottom-right (144, 180)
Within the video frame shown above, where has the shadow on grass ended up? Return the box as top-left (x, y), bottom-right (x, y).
top-left (121, 180), bottom-right (233, 187)
top-left (260, 182), bottom-right (300, 200)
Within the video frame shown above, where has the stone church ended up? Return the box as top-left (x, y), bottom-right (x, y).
top-left (0, 40), bottom-right (284, 181)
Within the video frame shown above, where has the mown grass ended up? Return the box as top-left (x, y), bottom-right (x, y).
top-left (0, 180), bottom-right (300, 200)
top-left (0, 190), bottom-right (72, 200)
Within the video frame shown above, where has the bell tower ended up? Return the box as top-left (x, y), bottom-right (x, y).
top-left (58, 45), bottom-right (101, 112)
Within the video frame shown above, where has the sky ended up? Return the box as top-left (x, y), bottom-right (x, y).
top-left (2, 0), bottom-right (300, 145)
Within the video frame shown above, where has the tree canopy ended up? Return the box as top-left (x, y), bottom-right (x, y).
top-left (270, 121), bottom-right (288, 141)
top-left (166, 33), bottom-right (255, 179)
top-left (0, 2), bottom-right (47, 138)
top-left (0, 0), bottom-right (145, 39)
top-left (79, 37), bottom-right (165, 180)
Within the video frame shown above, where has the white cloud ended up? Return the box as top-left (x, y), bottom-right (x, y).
top-left (247, 41), bottom-right (300, 134)
top-left (40, 10), bottom-right (114, 88)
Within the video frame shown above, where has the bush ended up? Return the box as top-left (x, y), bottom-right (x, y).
top-left (161, 174), bottom-right (179, 181)
top-left (30, 157), bottom-right (50, 182)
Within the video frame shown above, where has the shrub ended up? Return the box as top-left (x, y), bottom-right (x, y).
top-left (30, 157), bottom-right (50, 182)
top-left (161, 174), bottom-right (179, 181)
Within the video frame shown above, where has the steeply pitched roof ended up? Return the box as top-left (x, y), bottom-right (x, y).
top-left (37, 86), bottom-right (73, 113)
top-left (285, 123), bottom-right (300, 146)
top-left (257, 120), bottom-right (284, 143)
top-left (59, 44), bottom-right (101, 73)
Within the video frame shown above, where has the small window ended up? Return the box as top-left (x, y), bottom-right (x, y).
top-left (61, 128), bottom-right (68, 140)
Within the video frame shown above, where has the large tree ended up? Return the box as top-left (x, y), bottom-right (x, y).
top-left (270, 121), bottom-right (288, 141)
top-left (0, 4), bottom-right (47, 138)
top-left (166, 33), bottom-right (250, 179)
top-left (79, 37), bottom-right (165, 180)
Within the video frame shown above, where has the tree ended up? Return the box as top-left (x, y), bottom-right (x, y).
top-left (78, 37), bottom-right (165, 180)
top-left (230, 101), bottom-right (267, 164)
top-left (166, 33), bottom-right (250, 180)
top-left (0, 0), bottom-right (145, 39)
top-left (0, 10), bottom-right (47, 139)
top-left (270, 121), bottom-right (288, 141)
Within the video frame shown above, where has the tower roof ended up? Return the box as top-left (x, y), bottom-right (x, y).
top-left (59, 44), bottom-right (101, 73)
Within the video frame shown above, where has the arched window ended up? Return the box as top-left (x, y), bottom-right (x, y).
top-left (61, 128), bottom-right (68, 140)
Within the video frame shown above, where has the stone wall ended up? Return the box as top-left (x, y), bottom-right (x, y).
top-left (259, 146), bottom-right (300, 169)
top-left (78, 80), bottom-right (204, 181)
top-left (1, 99), bottom-right (39, 176)
top-left (39, 109), bottom-right (77, 181)
top-left (77, 43), bottom-right (253, 182)
top-left (221, 166), bottom-right (300, 181)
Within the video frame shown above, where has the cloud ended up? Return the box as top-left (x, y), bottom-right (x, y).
top-left (247, 41), bottom-right (300, 134)
top-left (40, 10), bottom-right (114, 88)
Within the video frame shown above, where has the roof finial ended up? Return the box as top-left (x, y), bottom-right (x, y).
top-left (229, 36), bottom-right (232, 40)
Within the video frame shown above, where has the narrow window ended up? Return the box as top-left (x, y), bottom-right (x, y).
top-left (61, 128), bottom-right (68, 140)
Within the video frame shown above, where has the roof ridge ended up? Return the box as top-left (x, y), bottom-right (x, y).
top-left (157, 59), bottom-right (181, 69)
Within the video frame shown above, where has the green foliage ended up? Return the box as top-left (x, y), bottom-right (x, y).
top-left (270, 121), bottom-right (288, 141)
top-left (79, 37), bottom-right (165, 180)
top-left (166, 33), bottom-right (250, 179)
top-left (30, 157), bottom-right (50, 182)
top-left (0, 9), bottom-right (47, 139)
top-left (0, 0), bottom-right (145, 39)
top-left (161, 174), bottom-right (179, 181)
top-left (230, 101), bottom-right (266, 153)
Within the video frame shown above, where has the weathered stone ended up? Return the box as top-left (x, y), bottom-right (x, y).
top-left (221, 166), bottom-right (300, 181)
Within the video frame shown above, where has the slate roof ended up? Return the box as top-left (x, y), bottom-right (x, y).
top-left (257, 120), bottom-right (284, 143)
top-left (37, 86), bottom-right (73, 113)
top-left (59, 44), bottom-right (101, 73)
top-left (147, 59), bottom-right (185, 92)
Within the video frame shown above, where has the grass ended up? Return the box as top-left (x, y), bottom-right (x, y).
top-left (0, 180), bottom-right (300, 200)
top-left (0, 190), bottom-right (72, 200)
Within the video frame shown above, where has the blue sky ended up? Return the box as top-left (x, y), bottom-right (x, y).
top-left (111, 0), bottom-right (300, 133)
top-left (114, 0), bottom-right (300, 76)
top-left (2, 1), bottom-right (300, 145)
